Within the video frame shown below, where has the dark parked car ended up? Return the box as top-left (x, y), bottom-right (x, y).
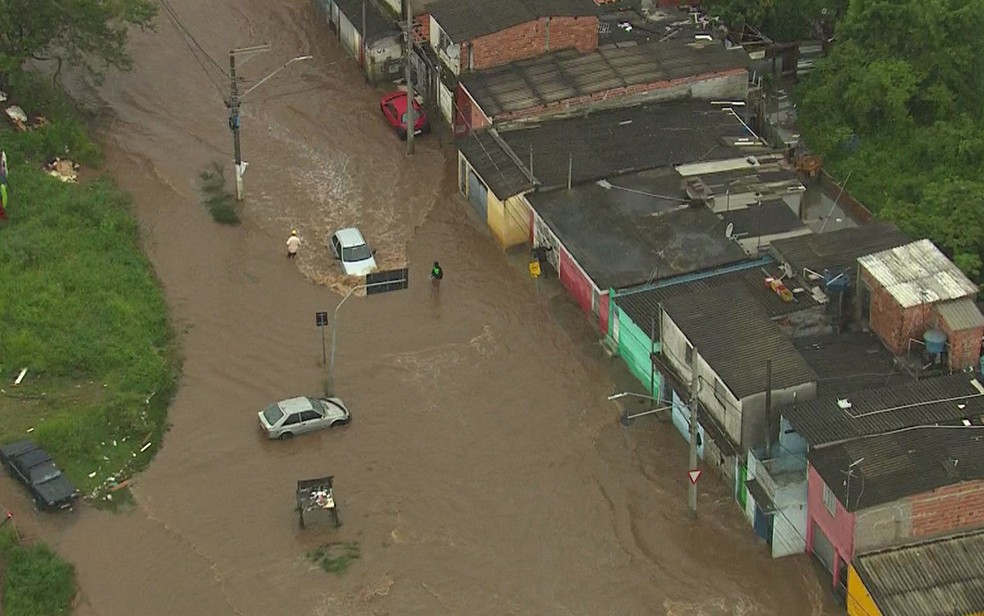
top-left (0, 440), bottom-right (78, 510)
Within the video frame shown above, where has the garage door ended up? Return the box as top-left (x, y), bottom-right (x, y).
top-left (467, 170), bottom-right (488, 222)
top-left (811, 521), bottom-right (836, 574)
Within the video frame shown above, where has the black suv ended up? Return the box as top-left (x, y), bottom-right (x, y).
top-left (0, 440), bottom-right (78, 510)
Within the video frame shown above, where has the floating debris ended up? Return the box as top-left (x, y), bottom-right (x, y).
top-left (139, 442), bottom-right (152, 453)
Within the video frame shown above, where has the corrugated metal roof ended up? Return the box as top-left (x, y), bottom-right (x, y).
top-left (858, 239), bottom-right (978, 308)
top-left (615, 258), bottom-right (818, 330)
top-left (792, 332), bottom-right (911, 398)
top-left (853, 530), bottom-right (984, 616)
top-left (770, 222), bottom-right (910, 281)
top-left (936, 297), bottom-right (984, 331)
top-left (457, 130), bottom-right (534, 199)
top-left (459, 36), bottom-right (747, 120)
top-left (333, 0), bottom-right (398, 39)
top-left (808, 426), bottom-right (984, 512)
top-left (782, 373), bottom-right (984, 446)
top-left (660, 282), bottom-right (818, 399)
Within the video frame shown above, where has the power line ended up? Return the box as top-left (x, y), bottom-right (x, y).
top-left (158, 0), bottom-right (227, 98)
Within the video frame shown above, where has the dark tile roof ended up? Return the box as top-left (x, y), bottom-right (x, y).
top-left (792, 332), bottom-right (912, 398)
top-left (808, 426), bottom-right (984, 511)
top-left (782, 373), bottom-right (984, 446)
top-left (457, 130), bottom-right (534, 198)
top-left (429, 0), bottom-right (597, 42)
top-left (853, 530), bottom-right (984, 616)
top-left (720, 199), bottom-right (806, 239)
top-left (661, 282), bottom-right (818, 399)
top-left (333, 0), bottom-right (398, 39)
top-left (495, 100), bottom-right (768, 190)
top-left (769, 222), bottom-right (910, 282)
top-left (615, 257), bottom-right (818, 330)
top-left (527, 171), bottom-right (747, 290)
top-left (460, 31), bottom-right (747, 120)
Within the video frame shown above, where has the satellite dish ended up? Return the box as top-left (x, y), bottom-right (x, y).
top-left (725, 222), bottom-right (734, 238)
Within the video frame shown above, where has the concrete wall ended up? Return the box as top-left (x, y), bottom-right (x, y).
top-left (494, 68), bottom-right (749, 124)
top-left (740, 384), bottom-right (817, 452)
top-left (807, 464), bottom-right (856, 587)
top-left (660, 311), bottom-right (744, 446)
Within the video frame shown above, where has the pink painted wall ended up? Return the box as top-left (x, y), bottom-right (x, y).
top-left (559, 246), bottom-right (593, 317)
top-left (807, 464), bottom-right (856, 587)
top-left (598, 289), bottom-right (609, 333)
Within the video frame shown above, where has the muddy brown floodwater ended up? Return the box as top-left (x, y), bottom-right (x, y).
top-left (0, 1), bottom-right (842, 614)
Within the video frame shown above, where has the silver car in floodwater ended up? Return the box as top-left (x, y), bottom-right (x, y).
top-left (258, 396), bottom-right (351, 440)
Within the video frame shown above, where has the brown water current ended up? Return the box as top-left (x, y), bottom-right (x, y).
top-left (0, 1), bottom-right (841, 614)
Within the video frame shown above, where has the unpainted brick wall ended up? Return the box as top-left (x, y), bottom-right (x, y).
top-left (935, 308), bottom-right (983, 371)
top-left (463, 16), bottom-right (598, 72)
top-left (861, 268), bottom-right (931, 355)
top-left (908, 480), bottom-right (984, 537)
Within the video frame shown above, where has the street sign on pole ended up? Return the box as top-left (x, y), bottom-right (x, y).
top-left (366, 268), bottom-right (409, 295)
top-left (688, 469), bottom-right (702, 485)
top-left (315, 311), bottom-right (329, 368)
top-left (327, 269), bottom-right (410, 393)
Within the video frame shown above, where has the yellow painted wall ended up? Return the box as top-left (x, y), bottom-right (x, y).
top-left (846, 565), bottom-right (882, 616)
top-left (488, 193), bottom-right (530, 249)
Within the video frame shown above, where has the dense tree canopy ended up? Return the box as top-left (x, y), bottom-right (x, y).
top-left (0, 0), bottom-right (157, 81)
top-left (795, 0), bottom-right (984, 279)
top-left (704, 0), bottom-right (847, 42)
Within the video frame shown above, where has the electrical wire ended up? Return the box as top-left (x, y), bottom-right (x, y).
top-left (158, 0), bottom-right (227, 99)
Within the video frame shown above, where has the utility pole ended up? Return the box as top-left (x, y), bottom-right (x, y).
top-left (404, 0), bottom-right (415, 155)
top-left (688, 347), bottom-right (700, 518)
top-left (226, 45), bottom-right (311, 201)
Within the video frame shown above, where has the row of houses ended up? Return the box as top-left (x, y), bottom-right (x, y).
top-left (313, 0), bottom-right (984, 613)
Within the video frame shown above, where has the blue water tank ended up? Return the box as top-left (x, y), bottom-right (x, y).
top-left (924, 329), bottom-right (947, 355)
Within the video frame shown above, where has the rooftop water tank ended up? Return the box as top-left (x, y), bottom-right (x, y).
top-left (924, 329), bottom-right (947, 355)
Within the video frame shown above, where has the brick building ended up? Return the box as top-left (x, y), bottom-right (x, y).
top-left (779, 374), bottom-right (984, 592)
top-left (805, 426), bottom-right (984, 591)
top-left (427, 0), bottom-right (598, 74)
top-left (857, 239), bottom-right (984, 372)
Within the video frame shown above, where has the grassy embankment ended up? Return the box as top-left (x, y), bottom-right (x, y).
top-left (0, 75), bottom-right (179, 501)
top-left (0, 523), bottom-right (75, 616)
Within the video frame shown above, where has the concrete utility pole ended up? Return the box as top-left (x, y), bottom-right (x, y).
top-left (227, 45), bottom-right (312, 201)
top-left (688, 348), bottom-right (700, 518)
top-left (404, 0), bottom-right (415, 155)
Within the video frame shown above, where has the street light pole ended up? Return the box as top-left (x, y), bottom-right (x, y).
top-left (327, 284), bottom-right (364, 392)
top-left (227, 45), bottom-right (311, 201)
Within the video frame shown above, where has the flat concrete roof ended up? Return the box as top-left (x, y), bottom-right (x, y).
top-left (527, 167), bottom-right (748, 290)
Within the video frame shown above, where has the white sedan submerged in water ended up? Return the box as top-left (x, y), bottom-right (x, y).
top-left (258, 396), bottom-right (351, 440)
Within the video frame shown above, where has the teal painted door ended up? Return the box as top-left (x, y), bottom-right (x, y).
top-left (613, 306), bottom-right (660, 399)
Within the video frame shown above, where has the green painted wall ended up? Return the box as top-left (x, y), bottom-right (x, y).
top-left (612, 304), bottom-right (661, 400)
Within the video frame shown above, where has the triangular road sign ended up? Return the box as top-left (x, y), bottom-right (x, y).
top-left (688, 469), bottom-right (702, 485)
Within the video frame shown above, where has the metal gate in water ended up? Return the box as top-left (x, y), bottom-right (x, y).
top-left (467, 170), bottom-right (488, 222)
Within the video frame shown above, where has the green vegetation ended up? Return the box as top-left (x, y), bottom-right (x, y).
top-left (306, 542), bottom-right (360, 575)
top-left (704, 0), bottom-right (847, 42)
top-left (0, 76), bottom-right (178, 498)
top-left (796, 0), bottom-right (984, 279)
top-left (0, 0), bottom-right (157, 82)
top-left (0, 523), bottom-right (77, 616)
top-left (199, 162), bottom-right (240, 225)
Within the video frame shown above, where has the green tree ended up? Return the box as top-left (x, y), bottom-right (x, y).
top-left (704, 0), bottom-right (847, 42)
top-left (0, 0), bottom-right (157, 82)
top-left (796, 0), bottom-right (984, 280)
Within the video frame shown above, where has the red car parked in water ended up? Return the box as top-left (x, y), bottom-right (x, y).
top-left (379, 91), bottom-right (429, 140)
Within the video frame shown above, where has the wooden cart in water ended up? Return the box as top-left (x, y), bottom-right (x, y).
top-left (296, 475), bottom-right (340, 529)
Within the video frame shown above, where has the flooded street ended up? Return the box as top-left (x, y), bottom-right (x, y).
top-left (2, 0), bottom-right (839, 614)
